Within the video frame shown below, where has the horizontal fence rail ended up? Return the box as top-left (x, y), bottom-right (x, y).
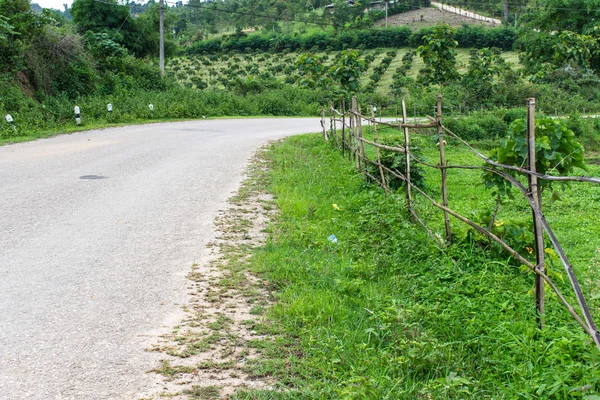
top-left (321, 96), bottom-right (600, 352)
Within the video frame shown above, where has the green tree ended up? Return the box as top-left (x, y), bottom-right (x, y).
top-left (328, 49), bottom-right (365, 95)
top-left (522, 0), bottom-right (600, 33)
top-left (0, 0), bottom-right (40, 71)
top-left (463, 47), bottom-right (507, 100)
top-left (417, 23), bottom-right (459, 87)
top-left (296, 53), bottom-right (330, 89)
top-left (331, 0), bottom-right (351, 31)
top-left (553, 30), bottom-right (598, 70)
top-left (72, 0), bottom-right (131, 35)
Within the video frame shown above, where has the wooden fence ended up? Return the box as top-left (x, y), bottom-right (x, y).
top-left (320, 95), bottom-right (600, 352)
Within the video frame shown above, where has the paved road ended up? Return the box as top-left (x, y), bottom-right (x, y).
top-left (0, 118), bottom-right (319, 399)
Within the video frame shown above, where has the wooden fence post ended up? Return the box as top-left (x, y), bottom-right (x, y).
top-left (341, 101), bottom-right (346, 157)
top-left (528, 97), bottom-right (545, 328)
top-left (321, 107), bottom-right (328, 140)
top-left (330, 101), bottom-right (336, 148)
top-left (357, 104), bottom-right (367, 175)
top-left (371, 105), bottom-right (387, 191)
top-left (352, 97), bottom-right (361, 171)
top-left (437, 95), bottom-right (452, 243)
top-left (348, 99), bottom-right (355, 161)
top-left (402, 99), bottom-right (414, 220)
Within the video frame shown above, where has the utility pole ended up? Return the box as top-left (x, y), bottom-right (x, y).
top-left (159, 0), bottom-right (165, 77)
top-left (385, 2), bottom-right (388, 28)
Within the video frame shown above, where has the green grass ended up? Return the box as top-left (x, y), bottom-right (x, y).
top-left (235, 132), bottom-right (600, 398)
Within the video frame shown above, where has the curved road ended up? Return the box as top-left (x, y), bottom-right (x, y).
top-left (0, 118), bottom-right (319, 399)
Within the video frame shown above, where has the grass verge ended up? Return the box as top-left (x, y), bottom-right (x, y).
top-left (235, 133), bottom-right (600, 399)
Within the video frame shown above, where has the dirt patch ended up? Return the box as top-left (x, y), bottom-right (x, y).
top-left (140, 149), bottom-right (280, 399)
top-left (16, 71), bottom-right (35, 98)
top-left (375, 7), bottom-right (499, 30)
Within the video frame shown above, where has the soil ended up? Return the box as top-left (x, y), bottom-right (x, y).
top-left (375, 7), bottom-right (499, 30)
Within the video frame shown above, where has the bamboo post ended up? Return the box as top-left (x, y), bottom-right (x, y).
top-left (357, 104), bottom-right (367, 174)
top-left (352, 97), bottom-right (360, 170)
top-left (349, 100), bottom-right (355, 162)
top-left (437, 95), bottom-right (452, 243)
top-left (371, 105), bottom-right (387, 191)
top-left (330, 101), bottom-right (337, 148)
top-left (341, 101), bottom-right (346, 157)
top-left (320, 107), bottom-right (328, 140)
top-left (528, 97), bottom-right (545, 328)
top-left (402, 99), bottom-right (414, 220)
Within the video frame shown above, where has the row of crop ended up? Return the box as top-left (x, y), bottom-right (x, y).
top-left (169, 50), bottom-right (401, 93)
top-left (188, 25), bottom-right (517, 55)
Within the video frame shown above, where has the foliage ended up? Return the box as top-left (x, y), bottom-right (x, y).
top-left (521, 0), bottom-right (600, 33)
top-left (417, 23), bottom-right (459, 86)
top-left (328, 49), bottom-right (365, 96)
top-left (244, 133), bottom-right (600, 398)
top-left (0, 0), bottom-right (45, 72)
top-left (331, 0), bottom-right (352, 31)
top-left (367, 134), bottom-right (426, 191)
top-left (463, 47), bottom-right (507, 100)
top-left (296, 53), bottom-right (331, 89)
top-left (482, 117), bottom-right (587, 198)
top-left (445, 113), bottom-right (507, 141)
top-left (0, 80), bottom-right (324, 141)
top-left (187, 26), bottom-right (517, 55)
top-left (553, 29), bottom-right (599, 70)
top-left (71, 0), bottom-right (176, 58)
top-left (25, 25), bottom-right (96, 98)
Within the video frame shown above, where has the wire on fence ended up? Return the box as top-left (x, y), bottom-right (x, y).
top-left (322, 96), bottom-right (600, 351)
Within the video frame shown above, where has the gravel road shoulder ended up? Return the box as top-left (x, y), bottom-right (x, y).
top-left (140, 147), bottom-right (280, 399)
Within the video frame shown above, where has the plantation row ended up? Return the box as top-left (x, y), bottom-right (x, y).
top-left (167, 48), bottom-right (520, 102)
top-left (188, 25), bottom-right (517, 54)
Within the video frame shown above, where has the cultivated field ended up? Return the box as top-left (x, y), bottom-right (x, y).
top-left (166, 48), bottom-right (520, 95)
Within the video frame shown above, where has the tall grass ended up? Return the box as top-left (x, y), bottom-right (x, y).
top-left (0, 84), bottom-right (324, 142)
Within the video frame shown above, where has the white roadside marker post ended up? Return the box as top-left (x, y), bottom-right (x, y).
top-left (5, 114), bottom-right (16, 132)
top-left (74, 105), bottom-right (81, 125)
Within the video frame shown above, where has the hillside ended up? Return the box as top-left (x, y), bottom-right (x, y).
top-left (375, 6), bottom-right (499, 30)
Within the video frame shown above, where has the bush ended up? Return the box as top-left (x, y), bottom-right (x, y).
top-left (368, 134), bottom-right (426, 190)
top-left (187, 25), bottom-right (516, 55)
top-left (444, 113), bottom-right (508, 141)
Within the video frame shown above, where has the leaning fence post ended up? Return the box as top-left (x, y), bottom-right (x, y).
top-left (402, 99), bottom-right (414, 220)
top-left (320, 107), bottom-right (328, 140)
top-left (527, 97), bottom-right (545, 328)
top-left (437, 95), bottom-right (452, 243)
top-left (371, 105), bottom-right (387, 192)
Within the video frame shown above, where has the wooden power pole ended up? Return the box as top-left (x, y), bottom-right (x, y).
top-left (159, 0), bottom-right (165, 77)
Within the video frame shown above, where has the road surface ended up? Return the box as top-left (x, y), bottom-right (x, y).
top-left (0, 118), bottom-right (319, 399)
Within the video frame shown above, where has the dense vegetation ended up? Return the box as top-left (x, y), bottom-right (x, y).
top-left (235, 132), bottom-right (600, 398)
top-left (3, 0), bottom-right (600, 396)
top-left (2, 0), bottom-right (600, 141)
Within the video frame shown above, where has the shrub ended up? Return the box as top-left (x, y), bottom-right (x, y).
top-left (444, 114), bottom-right (508, 141)
top-left (368, 134), bottom-right (426, 191)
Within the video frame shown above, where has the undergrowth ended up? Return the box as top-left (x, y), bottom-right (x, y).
top-left (0, 83), bottom-right (323, 143)
top-left (237, 134), bottom-right (600, 399)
